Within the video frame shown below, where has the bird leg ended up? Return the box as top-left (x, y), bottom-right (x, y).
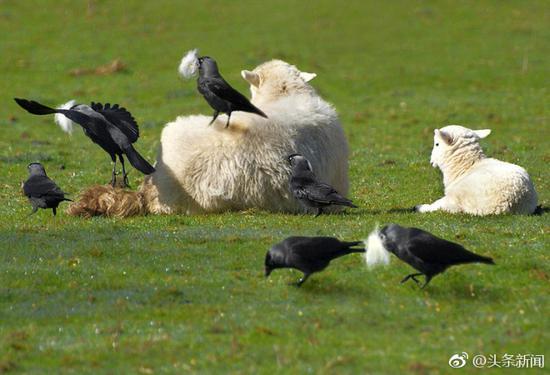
top-left (401, 273), bottom-right (424, 285)
top-left (296, 273), bottom-right (311, 287)
top-left (52, 207), bottom-right (57, 216)
top-left (119, 155), bottom-right (129, 188)
top-left (315, 208), bottom-right (323, 217)
top-left (209, 111), bottom-right (219, 125)
top-left (110, 158), bottom-right (118, 187)
top-left (420, 275), bottom-right (433, 289)
top-left (225, 112), bottom-right (231, 128)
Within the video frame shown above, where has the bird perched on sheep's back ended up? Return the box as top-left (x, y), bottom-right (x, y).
top-left (265, 236), bottom-right (364, 286)
top-left (14, 98), bottom-right (155, 187)
top-left (23, 163), bottom-right (72, 216)
top-left (288, 154), bottom-right (357, 216)
top-left (367, 223), bottom-right (494, 288)
top-left (190, 53), bottom-right (268, 127)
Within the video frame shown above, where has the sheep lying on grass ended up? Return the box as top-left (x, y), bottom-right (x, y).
top-left (415, 125), bottom-right (538, 215)
top-left (68, 59), bottom-right (350, 217)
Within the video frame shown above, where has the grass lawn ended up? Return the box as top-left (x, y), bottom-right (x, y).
top-left (0, 0), bottom-right (548, 373)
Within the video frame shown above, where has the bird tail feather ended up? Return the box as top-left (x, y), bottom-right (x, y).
top-left (14, 98), bottom-right (57, 115)
top-left (123, 145), bottom-right (156, 175)
top-left (464, 255), bottom-right (495, 265)
top-left (343, 241), bottom-right (365, 252)
top-left (363, 225), bottom-right (391, 268)
top-left (480, 257), bottom-right (495, 265)
top-left (251, 106), bottom-right (268, 118)
top-left (333, 198), bottom-right (357, 208)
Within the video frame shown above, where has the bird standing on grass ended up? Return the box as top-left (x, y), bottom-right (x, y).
top-left (23, 163), bottom-right (72, 216)
top-left (288, 154), bottom-right (357, 216)
top-left (178, 50), bottom-right (267, 128)
top-left (366, 223), bottom-right (495, 288)
top-left (14, 98), bottom-right (155, 187)
top-left (265, 236), bottom-right (364, 286)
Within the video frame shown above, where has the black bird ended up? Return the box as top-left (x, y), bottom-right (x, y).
top-left (14, 98), bottom-right (155, 187)
top-left (265, 236), bottom-right (364, 286)
top-left (377, 223), bottom-right (495, 288)
top-left (288, 154), bottom-right (357, 216)
top-left (23, 163), bottom-right (72, 216)
top-left (197, 56), bottom-right (267, 128)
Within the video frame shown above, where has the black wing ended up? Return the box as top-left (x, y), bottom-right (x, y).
top-left (23, 176), bottom-right (65, 199)
top-left (306, 183), bottom-right (355, 206)
top-left (203, 78), bottom-right (266, 115)
top-left (286, 236), bottom-right (351, 261)
top-left (405, 229), bottom-right (489, 265)
top-left (91, 102), bottom-right (139, 143)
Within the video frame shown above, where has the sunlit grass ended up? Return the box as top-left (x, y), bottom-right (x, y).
top-left (0, 0), bottom-right (548, 373)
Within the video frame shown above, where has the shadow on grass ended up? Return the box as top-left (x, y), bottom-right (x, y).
top-left (386, 207), bottom-right (416, 214)
top-left (296, 280), bottom-right (370, 298)
top-left (416, 282), bottom-right (505, 302)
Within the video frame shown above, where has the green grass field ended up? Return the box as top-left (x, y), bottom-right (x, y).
top-left (1, 1), bottom-right (548, 373)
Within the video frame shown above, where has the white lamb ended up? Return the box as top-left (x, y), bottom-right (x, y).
top-left (415, 125), bottom-right (538, 215)
top-left (68, 59), bottom-right (350, 217)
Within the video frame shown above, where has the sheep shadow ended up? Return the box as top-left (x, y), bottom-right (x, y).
top-left (386, 207), bottom-right (416, 214)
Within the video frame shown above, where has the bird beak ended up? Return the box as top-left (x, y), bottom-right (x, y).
top-left (265, 268), bottom-right (272, 278)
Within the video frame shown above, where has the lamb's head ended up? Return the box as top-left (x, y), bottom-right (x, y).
top-left (241, 60), bottom-right (317, 104)
top-left (430, 125), bottom-right (491, 169)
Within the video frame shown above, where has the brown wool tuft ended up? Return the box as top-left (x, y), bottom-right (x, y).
top-left (66, 185), bottom-right (147, 218)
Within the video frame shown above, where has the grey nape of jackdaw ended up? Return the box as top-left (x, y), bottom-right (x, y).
top-left (179, 50), bottom-right (267, 128)
top-left (365, 223), bottom-right (495, 288)
top-left (288, 154), bottom-right (357, 216)
top-left (23, 162), bottom-right (72, 216)
top-left (265, 236), bottom-right (365, 286)
top-left (14, 98), bottom-right (155, 188)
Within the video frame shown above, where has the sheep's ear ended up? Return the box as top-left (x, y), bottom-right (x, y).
top-left (437, 129), bottom-right (453, 145)
top-left (299, 71), bottom-right (317, 82)
top-left (473, 129), bottom-right (491, 139)
top-left (241, 70), bottom-right (260, 87)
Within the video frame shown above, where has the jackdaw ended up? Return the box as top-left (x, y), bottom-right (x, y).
top-left (288, 154), bottom-right (357, 216)
top-left (23, 163), bottom-right (72, 216)
top-left (366, 223), bottom-right (495, 288)
top-left (265, 236), bottom-right (364, 286)
top-left (197, 56), bottom-right (267, 127)
top-left (14, 98), bottom-right (155, 187)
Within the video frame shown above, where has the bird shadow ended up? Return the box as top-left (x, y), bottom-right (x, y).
top-left (294, 279), bottom-right (370, 297)
top-left (411, 281), bottom-right (505, 302)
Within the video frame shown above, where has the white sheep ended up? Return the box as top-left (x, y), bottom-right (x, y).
top-left (415, 125), bottom-right (538, 215)
top-left (68, 59), bottom-right (350, 217)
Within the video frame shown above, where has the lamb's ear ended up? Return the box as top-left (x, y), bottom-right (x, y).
top-left (436, 129), bottom-right (453, 145)
top-left (299, 71), bottom-right (317, 82)
top-left (473, 129), bottom-right (491, 139)
top-left (241, 70), bottom-right (260, 87)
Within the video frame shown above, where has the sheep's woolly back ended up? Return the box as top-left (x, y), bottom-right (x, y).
top-left (178, 49), bottom-right (199, 79)
top-left (66, 185), bottom-right (146, 218)
top-left (363, 226), bottom-right (391, 268)
top-left (54, 100), bottom-right (76, 134)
